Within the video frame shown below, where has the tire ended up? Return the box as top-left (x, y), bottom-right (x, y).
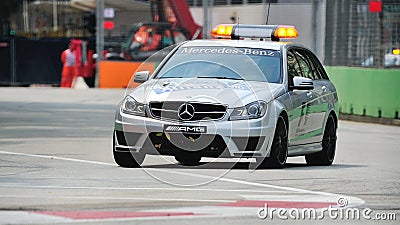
top-left (257, 116), bottom-right (288, 169)
top-left (306, 114), bottom-right (337, 166)
top-left (175, 152), bottom-right (202, 166)
top-left (113, 135), bottom-right (145, 168)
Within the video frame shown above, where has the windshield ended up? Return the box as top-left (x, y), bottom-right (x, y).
top-left (154, 46), bottom-right (281, 83)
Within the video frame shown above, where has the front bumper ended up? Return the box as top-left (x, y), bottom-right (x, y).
top-left (114, 108), bottom-right (277, 158)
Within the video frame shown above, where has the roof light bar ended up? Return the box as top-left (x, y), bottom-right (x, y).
top-left (274, 25), bottom-right (299, 39)
top-left (210, 24), bottom-right (234, 38)
top-left (210, 24), bottom-right (299, 41)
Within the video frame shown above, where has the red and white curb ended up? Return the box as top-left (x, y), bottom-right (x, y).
top-left (0, 195), bottom-right (364, 223)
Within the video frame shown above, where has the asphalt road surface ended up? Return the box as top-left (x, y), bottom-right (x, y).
top-left (0, 87), bottom-right (399, 225)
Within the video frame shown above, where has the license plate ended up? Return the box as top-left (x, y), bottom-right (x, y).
top-left (164, 125), bottom-right (207, 133)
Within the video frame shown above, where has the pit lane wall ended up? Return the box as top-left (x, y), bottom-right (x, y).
top-left (326, 67), bottom-right (400, 119)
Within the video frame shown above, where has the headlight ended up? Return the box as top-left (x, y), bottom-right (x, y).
top-left (121, 96), bottom-right (146, 116)
top-left (229, 101), bottom-right (267, 120)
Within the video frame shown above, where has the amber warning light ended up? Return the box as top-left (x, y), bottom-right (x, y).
top-left (210, 24), bottom-right (234, 38)
top-left (274, 26), bottom-right (298, 39)
top-left (210, 24), bottom-right (298, 41)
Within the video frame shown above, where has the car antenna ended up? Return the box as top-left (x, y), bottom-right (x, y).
top-left (237, 17), bottom-right (239, 41)
top-left (266, 2), bottom-right (271, 25)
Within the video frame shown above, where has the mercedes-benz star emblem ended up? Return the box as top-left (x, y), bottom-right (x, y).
top-left (178, 103), bottom-right (195, 120)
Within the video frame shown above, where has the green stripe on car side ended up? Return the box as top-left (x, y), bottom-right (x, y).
top-left (288, 92), bottom-right (335, 121)
top-left (290, 127), bottom-right (324, 142)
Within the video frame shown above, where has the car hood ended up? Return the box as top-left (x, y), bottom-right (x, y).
top-left (129, 78), bottom-right (285, 108)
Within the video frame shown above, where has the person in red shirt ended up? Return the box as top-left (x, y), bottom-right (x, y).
top-left (60, 40), bottom-right (80, 87)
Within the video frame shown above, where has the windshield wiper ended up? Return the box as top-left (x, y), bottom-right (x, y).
top-left (196, 76), bottom-right (244, 80)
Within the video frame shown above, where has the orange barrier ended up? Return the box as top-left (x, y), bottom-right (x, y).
top-left (98, 61), bottom-right (156, 88)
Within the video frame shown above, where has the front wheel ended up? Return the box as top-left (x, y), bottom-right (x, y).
top-left (305, 114), bottom-right (337, 166)
top-left (175, 152), bottom-right (202, 166)
top-left (257, 116), bottom-right (288, 169)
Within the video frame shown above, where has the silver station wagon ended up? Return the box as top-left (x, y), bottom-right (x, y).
top-left (113, 24), bottom-right (339, 168)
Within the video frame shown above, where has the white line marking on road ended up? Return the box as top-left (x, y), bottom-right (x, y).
top-left (0, 184), bottom-right (286, 193)
top-left (0, 150), bottom-right (114, 166)
top-left (0, 195), bottom-right (234, 203)
top-left (0, 211), bottom-right (73, 224)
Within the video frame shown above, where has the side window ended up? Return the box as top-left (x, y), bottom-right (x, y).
top-left (287, 50), bottom-right (301, 81)
top-left (294, 50), bottom-right (315, 80)
top-left (306, 50), bottom-right (329, 80)
top-left (300, 50), bottom-right (322, 80)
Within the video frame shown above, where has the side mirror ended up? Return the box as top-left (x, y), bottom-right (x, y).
top-left (134, 71), bottom-right (150, 83)
top-left (290, 76), bottom-right (314, 90)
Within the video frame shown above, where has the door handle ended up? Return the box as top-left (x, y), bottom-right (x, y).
top-left (322, 86), bottom-right (327, 92)
top-left (307, 92), bottom-right (313, 97)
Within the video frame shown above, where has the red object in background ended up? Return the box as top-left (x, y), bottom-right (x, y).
top-left (104, 21), bottom-right (114, 30)
top-left (369, 0), bottom-right (382, 12)
top-left (60, 39), bottom-right (81, 88)
top-left (70, 39), bottom-right (82, 67)
top-left (166, 0), bottom-right (202, 39)
top-left (82, 49), bottom-right (95, 78)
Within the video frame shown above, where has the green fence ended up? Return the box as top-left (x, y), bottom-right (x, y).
top-left (326, 67), bottom-right (400, 119)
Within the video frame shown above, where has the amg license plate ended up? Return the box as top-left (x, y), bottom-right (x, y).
top-left (164, 125), bottom-right (207, 133)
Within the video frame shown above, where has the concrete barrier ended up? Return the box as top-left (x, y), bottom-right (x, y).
top-left (326, 66), bottom-right (400, 119)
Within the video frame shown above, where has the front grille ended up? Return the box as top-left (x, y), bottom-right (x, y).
top-left (149, 101), bottom-right (226, 121)
top-left (148, 132), bottom-right (226, 157)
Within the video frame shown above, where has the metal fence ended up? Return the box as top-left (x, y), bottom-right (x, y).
top-left (15, 0), bottom-right (94, 39)
top-left (325, 0), bottom-right (400, 68)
